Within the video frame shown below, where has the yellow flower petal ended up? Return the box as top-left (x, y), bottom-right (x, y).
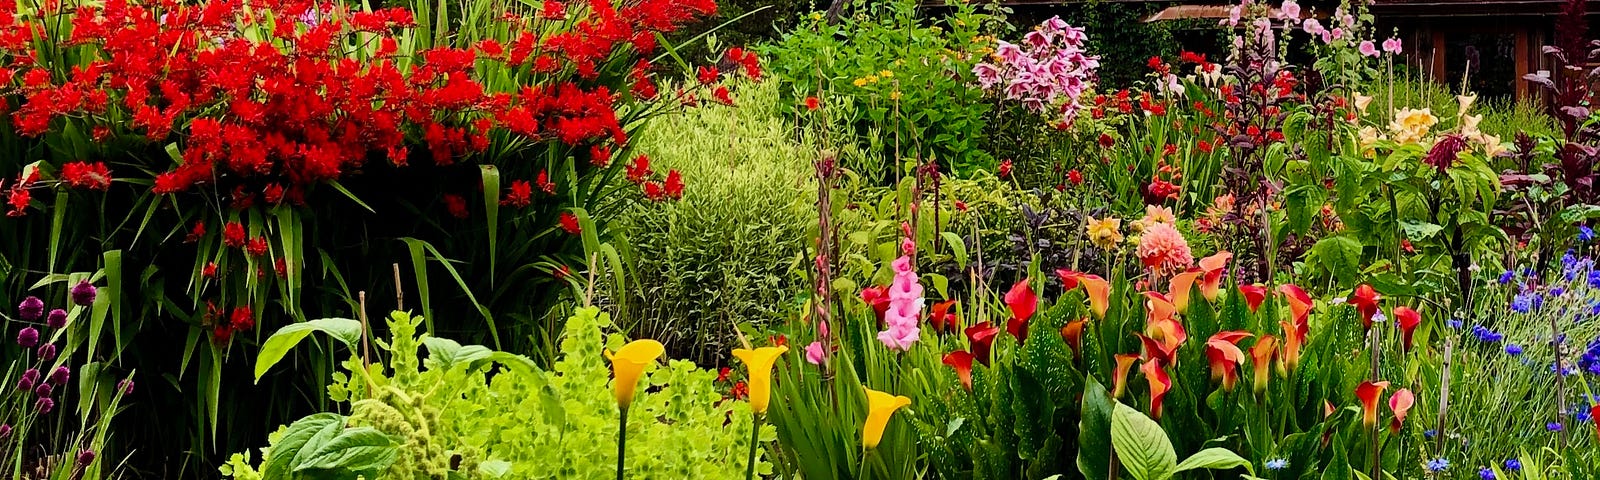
top-left (862, 387), bottom-right (911, 449)
top-left (731, 346), bottom-right (788, 414)
top-left (611, 339), bottom-right (664, 408)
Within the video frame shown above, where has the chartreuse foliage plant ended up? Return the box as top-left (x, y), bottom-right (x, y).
top-left (225, 307), bottom-right (771, 479)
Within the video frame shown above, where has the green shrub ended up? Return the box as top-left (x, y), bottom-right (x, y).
top-left (226, 307), bottom-right (770, 479)
top-left (1362, 76), bottom-right (1556, 140)
top-left (620, 80), bottom-right (820, 362)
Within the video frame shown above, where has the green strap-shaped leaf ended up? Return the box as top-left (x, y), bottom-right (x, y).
top-left (254, 318), bottom-right (363, 382)
top-left (1174, 448), bottom-right (1253, 476)
top-left (1110, 402), bottom-right (1177, 480)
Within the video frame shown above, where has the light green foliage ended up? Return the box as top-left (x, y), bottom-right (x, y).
top-left (622, 79), bottom-right (819, 362)
top-left (1363, 77), bottom-right (1556, 140)
top-left (226, 307), bottom-right (772, 479)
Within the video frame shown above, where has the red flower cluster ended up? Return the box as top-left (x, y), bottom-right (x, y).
top-left (210, 304), bottom-right (255, 344)
top-left (60, 162), bottom-right (112, 190)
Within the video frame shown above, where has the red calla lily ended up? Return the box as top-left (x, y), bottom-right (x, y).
top-left (1061, 318), bottom-right (1086, 360)
top-left (1113, 354), bottom-right (1140, 398)
top-left (1240, 284), bottom-right (1267, 312)
top-left (1250, 335), bottom-right (1278, 394)
top-left (1198, 251), bottom-right (1232, 301)
top-left (1142, 360), bottom-right (1172, 420)
top-left (929, 300), bottom-right (959, 334)
top-left (1059, 269), bottom-right (1110, 318)
top-left (1205, 331), bottom-right (1253, 392)
top-left (943, 351), bottom-right (975, 391)
top-left (1169, 271), bottom-right (1201, 313)
top-left (1350, 284), bottom-right (1381, 330)
top-left (1356, 380), bottom-right (1391, 428)
top-left (965, 322), bottom-right (1001, 366)
top-left (1005, 279), bottom-right (1037, 343)
top-left (861, 286), bottom-right (891, 323)
top-left (1276, 284), bottom-right (1313, 324)
top-left (1394, 306), bottom-right (1421, 352)
top-left (1389, 388), bottom-right (1414, 433)
top-left (1593, 404), bottom-right (1600, 438)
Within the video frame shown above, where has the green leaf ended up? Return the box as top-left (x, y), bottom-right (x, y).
top-left (254, 318), bottom-right (363, 382)
top-left (422, 336), bottom-right (493, 370)
top-left (941, 231), bottom-right (968, 269)
top-left (1174, 448), bottom-right (1253, 476)
top-left (293, 427), bottom-right (400, 472)
top-left (1311, 234), bottom-right (1363, 285)
top-left (1398, 220), bottom-right (1443, 240)
top-left (263, 413), bottom-right (345, 479)
top-left (1078, 377), bottom-right (1114, 480)
top-left (1111, 402), bottom-right (1177, 480)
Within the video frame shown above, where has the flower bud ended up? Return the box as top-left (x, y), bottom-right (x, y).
top-left (35, 397), bottom-right (54, 414)
top-left (36, 343), bottom-right (56, 360)
top-left (48, 366), bottom-right (70, 386)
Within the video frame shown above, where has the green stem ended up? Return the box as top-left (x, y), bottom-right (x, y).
top-left (617, 406), bottom-right (629, 480)
top-left (746, 413), bottom-right (764, 480)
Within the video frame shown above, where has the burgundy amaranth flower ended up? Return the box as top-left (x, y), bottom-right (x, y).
top-left (18, 296), bottom-right (44, 321)
top-left (71, 280), bottom-right (97, 306)
top-left (1424, 134), bottom-right (1467, 174)
top-left (46, 308), bottom-right (67, 329)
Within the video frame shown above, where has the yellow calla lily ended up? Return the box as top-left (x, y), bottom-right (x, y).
top-left (862, 387), bottom-right (912, 450)
top-left (731, 346), bottom-right (788, 414)
top-left (610, 339), bottom-right (665, 408)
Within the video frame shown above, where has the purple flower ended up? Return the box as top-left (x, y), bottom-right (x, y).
top-left (76, 449), bottom-right (94, 466)
top-left (1505, 459), bottom-right (1522, 471)
top-left (46, 308), bottom-right (66, 329)
top-left (0, 424), bottom-right (9, 439)
top-left (1506, 344), bottom-right (1524, 356)
top-left (17, 368), bottom-right (39, 391)
top-left (34, 382), bottom-right (52, 398)
top-left (17, 296), bottom-right (43, 321)
top-left (1480, 467), bottom-right (1496, 480)
top-left (48, 366), bottom-right (70, 386)
top-left (36, 343), bottom-right (56, 360)
top-left (16, 327), bottom-right (38, 348)
top-left (1547, 422), bottom-right (1564, 432)
top-left (71, 280), bottom-right (97, 307)
top-left (118, 378), bottom-right (135, 395)
top-left (35, 397), bottom-right (54, 414)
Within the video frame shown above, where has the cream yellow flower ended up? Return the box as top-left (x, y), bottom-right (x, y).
top-left (865, 75), bottom-right (879, 84)
top-left (889, 90), bottom-right (902, 101)
top-left (1140, 205), bottom-right (1176, 226)
top-left (1457, 94), bottom-right (1477, 116)
top-left (1388, 108), bottom-right (1438, 145)
top-left (1086, 216), bottom-right (1124, 250)
top-left (1358, 126), bottom-right (1386, 158)
top-left (1353, 94), bottom-right (1373, 114)
top-left (1461, 114), bottom-right (1482, 135)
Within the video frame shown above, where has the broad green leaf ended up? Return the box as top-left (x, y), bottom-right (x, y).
top-left (263, 413), bottom-right (344, 479)
top-left (294, 427), bottom-right (399, 472)
top-left (254, 318), bottom-right (363, 382)
top-left (1174, 448), bottom-right (1253, 475)
top-left (1078, 377), bottom-right (1114, 480)
top-left (941, 231), bottom-right (968, 269)
top-left (1110, 402), bottom-right (1177, 480)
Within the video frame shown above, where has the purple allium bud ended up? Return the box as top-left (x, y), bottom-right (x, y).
top-left (17, 368), bottom-right (39, 391)
top-left (16, 327), bottom-right (38, 348)
top-left (45, 308), bottom-right (67, 329)
top-left (35, 397), bottom-right (54, 414)
top-left (17, 296), bottom-right (43, 321)
top-left (75, 449), bottom-right (94, 466)
top-left (36, 343), bottom-right (56, 360)
top-left (48, 366), bottom-right (70, 386)
top-left (117, 378), bottom-right (135, 395)
top-left (0, 424), bottom-right (10, 439)
top-left (34, 382), bottom-right (52, 398)
top-left (70, 280), bottom-right (97, 307)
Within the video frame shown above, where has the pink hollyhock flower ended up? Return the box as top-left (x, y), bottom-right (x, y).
top-left (1382, 38), bottom-right (1403, 54)
top-left (1331, 27), bottom-right (1345, 40)
top-left (1278, 1), bottom-right (1301, 20)
top-left (1358, 40), bottom-right (1379, 57)
top-left (1136, 223), bottom-right (1194, 275)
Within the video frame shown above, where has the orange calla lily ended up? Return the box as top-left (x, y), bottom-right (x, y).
top-left (929, 300), bottom-right (959, 334)
top-left (1249, 335), bottom-right (1278, 394)
top-left (731, 345), bottom-right (789, 414)
top-left (1276, 284), bottom-right (1313, 324)
top-left (1351, 284), bottom-right (1381, 330)
top-left (943, 351), bottom-right (976, 391)
top-left (863, 387), bottom-right (912, 450)
top-left (1144, 291), bottom-right (1178, 324)
top-left (1061, 318), bottom-right (1086, 360)
top-left (1394, 307), bottom-right (1421, 353)
top-left (1356, 380), bottom-right (1391, 428)
top-left (1389, 388), bottom-right (1415, 433)
top-left (1142, 360), bottom-right (1172, 420)
top-left (1169, 271), bottom-right (1201, 313)
top-left (610, 339), bottom-right (665, 408)
top-left (1240, 284), bottom-right (1267, 312)
top-left (1277, 320), bottom-right (1307, 375)
top-left (1113, 354), bottom-right (1140, 398)
top-left (1205, 331), bottom-right (1253, 392)
top-left (1198, 251), bottom-right (1232, 301)
top-left (1059, 269), bottom-right (1111, 318)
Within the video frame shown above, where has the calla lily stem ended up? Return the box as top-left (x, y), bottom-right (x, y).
top-left (745, 413), bottom-right (763, 480)
top-left (617, 406), bottom-right (629, 480)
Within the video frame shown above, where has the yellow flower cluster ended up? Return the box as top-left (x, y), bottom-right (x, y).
top-left (1357, 126), bottom-right (1385, 158)
top-left (1455, 95), bottom-right (1509, 157)
top-left (1086, 216), bottom-right (1123, 250)
top-left (1387, 108), bottom-right (1438, 145)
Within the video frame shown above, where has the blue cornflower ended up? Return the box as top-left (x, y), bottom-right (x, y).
top-left (1564, 251), bottom-right (1578, 268)
top-left (1479, 467), bottom-right (1496, 480)
top-left (1553, 287), bottom-right (1566, 297)
top-left (1505, 459), bottom-right (1522, 471)
top-left (1548, 422), bottom-right (1564, 432)
top-left (1582, 226), bottom-right (1595, 242)
top-left (1577, 408), bottom-right (1593, 423)
top-left (1265, 458), bottom-right (1288, 471)
top-left (1424, 429), bottom-right (1438, 439)
top-left (1448, 319), bottom-right (1463, 329)
top-left (1506, 344), bottom-right (1524, 356)
top-left (1512, 293), bottom-right (1536, 313)
top-left (1471, 325), bottom-right (1504, 343)
top-left (1427, 458), bottom-right (1450, 473)
top-left (1500, 270), bottom-right (1516, 284)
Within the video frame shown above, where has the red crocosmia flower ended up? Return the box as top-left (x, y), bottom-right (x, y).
top-left (1240, 284), bottom-right (1267, 312)
top-left (590, 145), bottom-right (613, 167)
top-left (643, 180), bottom-right (667, 201)
top-left (230, 306), bottom-right (255, 332)
top-left (1249, 335), bottom-right (1277, 394)
top-left (696, 66), bottom-right (719, 85)
top-left (1098, 133), bottom-right (1115, 148)
top-left (222, 222), bottom-right (247, 248)
top-left (1112, 354), bottom-right (1140, 398)
top-left (559, 212), bottom-right (582, 235)
top-left (626, 155), bottom-right (653, 184)
top-left (861, 286), bottom-right (891, 323)
top-left (1350, 284), bottom-right (1382, 329)
top-left (1004, 279), bottom-right (1037, 343)
top-left (6, 186), bottom-right (29, 216)
top-left (443, 194), bottom-right (469, 219)
top-left (997, 159), bottom-right (1012, 178)
top-left (1356, 380), bottom-right (1391, 428)
top-left (965, 322), bottom-right (1001, 366)
top-left (929, 300), bottom-right (958, 333)
top-left (202, 262), bottom-right (219, 279)
top-left (60, 161), bottom-right (112, 190)
top-left (1142, 360), bottom-right (1172, 419)
top-left (1205, 331), bottom-right (1252, 392)
top-left (664, 169), bottom-right (684, 199)
top-left (1067, 169), bottom-right (1084, 185)
top-left (1388, 388), bottom-right (1414, 433)
top-left (943, 350), bottom-right (975, 391)
top-left (501, 180), bottom-right (533, 208)
top-left (1061, 318), bottom-right (1086, 360)
top-left (185, 222), bottom-right (206, 243)
top-left (731, 381), bottom-right (748, 400)
top-left (804, 96), bottom-right (821, 111)
top-left (1394, 306), bottom-right (1422, 353)
top-left (712, 86), bottom-right (734, 106)
top-left (536, 170), bottom-right (556, 195)
top-left (717, 367), bottom-right (731, 382)
top-left (540, 0), bottom-right (566, 19)
top-left (246, 237), bottom-right (269, 257)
